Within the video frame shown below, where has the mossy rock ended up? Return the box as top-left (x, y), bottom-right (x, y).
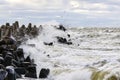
top-left (107, 75), bottom-right (117, 80)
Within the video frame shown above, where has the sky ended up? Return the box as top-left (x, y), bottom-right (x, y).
top-left (0, 0), bottom-right (120, 27)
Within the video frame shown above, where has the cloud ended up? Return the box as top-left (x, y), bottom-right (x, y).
top-left (69, 0), bottom-right (108, 10)
top-left (70, 0), bottom-right (80, 8)
top-left (0, 0), bottom-right (120, 27)
top-left (5, 0), bottom-right (47, 9)
top-left (3, 0), bottom-right (118, 14)
top-left (4, 0), bottom-right (66, 10)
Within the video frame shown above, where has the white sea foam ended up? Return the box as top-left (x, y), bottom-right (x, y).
top-left (18, 21), bottom-right (120, 80)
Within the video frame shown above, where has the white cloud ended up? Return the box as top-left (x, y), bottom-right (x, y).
top-left (0, 0), bottom-right (120, 27)
top-left (69, 0), bottom-right (109, 10)
top-left (84, 3), bottom-right (108, 9)
top-left (69, 9), bottom-right (111, 16)
top-left (66, 0), bottom-right (112, 16)
top-left (1, 0), bottom-right (119, 18)
top-left (70, 0), bottom-right (80, 8)
top-left (3, 0), bottom-right (116, 14)
top-left (5, 0), bottom-right (65, 10)
top-left (72, 9), bottom-right (89, 14)
top-left (5, 0), bottom-right (47, 9)
top-left (1, 0), bottom-right (116, 19)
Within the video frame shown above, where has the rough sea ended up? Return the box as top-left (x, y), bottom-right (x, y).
top-left (17, 22), bottom-right (120, 80)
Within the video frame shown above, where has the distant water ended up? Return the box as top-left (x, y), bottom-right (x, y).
top-left (18, 25), bottom-right (120, 80)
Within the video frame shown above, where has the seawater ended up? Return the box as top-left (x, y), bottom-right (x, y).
top-left (18, 26), bottom-right (120, 80)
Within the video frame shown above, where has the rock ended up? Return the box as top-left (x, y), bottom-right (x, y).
top-left (4, 27), bottom-right (12, 37)
top-left (14, 67), bottom-right (26, 78)
top-left (16, 48), bottom-right (24, 56)
top-left (67, 42), bottom-right (72, 45)
top-left (0, 40), bottom-right (6, 46)
top-left (6, 66), bottom-right (16, 80)
top-left (57, 36), bottom-right (67, 43)
top-left (16, 41), bottom-right (22, 47)
top-left (0, 64), bottom-right (8, 80)
top-left (67, 34), bottom-right (70, 37)
top-left (15, 67), bottom-right (26, 76)
top-left (24, 56), bottom-right (31, 62)
top-left (6, 23), bottom-right (10, 27)
top-left (57, 24), bottom-right (66, 31)
top-left (30, 25), bottom-right (39, 38)
top-left (39, 68), bottom-right (50, 78)
top-left (15, 21), bottom-right (19, 28)
top-left (18, 25), bottom-right (26, 37)
top-left (0, 57), bottom-right (4, 64)
top-left (47, 54), bottom-right (50, 57)
top-left (1, 51), bottom-right (8, 59)
top-left (2, 36), bottom-right (16, 45)
top-left (0, 46), bottom-right (5, 53)
top-left (25, 66), bottom-right (37, 78)
top-left (56, 36), bottom-right (72, 45)
top-left (44, 42), bottom-right (53, 46)
top-left (4, 54), bottom-right (13, 67)
top-left (28, 23), bottom-right (32, 31)
top-left (21, 25), bottom-right (26, 29)
top-left (25, 28), bottom-right (30, 35)
top-left (0, 25), bottom-right (6, 39)
top-left (22, 62), bottom-right (31, 68)
top-left (0, 21), bottom-right (55, 79)
top-left (15, 48), bottom-right (25, 63)
top-left (56, 37), bottom-right (71, 44)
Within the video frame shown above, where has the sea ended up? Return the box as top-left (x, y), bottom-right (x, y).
top-left (17, 22), bottom-right (120, 80)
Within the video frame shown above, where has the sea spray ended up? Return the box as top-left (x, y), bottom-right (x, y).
top-left (19, 25), bottom-right (120, 80)
top-left (19, 23), bottom-right (70, 78)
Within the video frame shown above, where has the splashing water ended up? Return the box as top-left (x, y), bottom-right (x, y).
top-left (18, 23), bottom-right (120, 80)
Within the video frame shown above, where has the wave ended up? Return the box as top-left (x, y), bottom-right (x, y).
top-left (19, 21), bottom-right (120, 80)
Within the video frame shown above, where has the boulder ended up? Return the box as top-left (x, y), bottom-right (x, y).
top-left (0, 40), bottom-right (6, 45)
top-left (39, 68), bottom-right (50, 78)
top-left (15, 67), bottom-right (26, 75)
top-left (0, 57), bottom-right (4, 64)
top-left (2, 36), bottom-right (16, 45)
top-left (4, 55), bottom-right (13, 67)
top-left (67, 34), bottom-right (70, 37)
top-left (16, 48), bottom-right (24, 61)
top-left (57, 25), bottom-right (66, 31)
top-left (15, 21), bottom-right (19, 28)
top-left (0, 70), bottom-right (7, 80)
top-left (6, 23), bottom-right (10, 27)
top-left (6, 66), bottom-right (16, 80)
top-left (25, 66), bottom-right (37, 78)
top-left (57, 36), bottom-right (67, 43)
top-left (56, 36), bottom-right (72, 45)
top-left (24, 56), bottom-right (31, 62)
top-left (67, 42), bottom-right (72, 45)
top-left (44, 42), bottom-right (53, 46)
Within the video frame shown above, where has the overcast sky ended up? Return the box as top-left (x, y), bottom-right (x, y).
top-left (0, 0), bottom-right (120, 27)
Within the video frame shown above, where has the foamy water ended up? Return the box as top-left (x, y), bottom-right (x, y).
top-left (17, 24), bottom-right (120, 80)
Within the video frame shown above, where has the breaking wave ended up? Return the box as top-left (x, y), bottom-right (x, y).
top-left (18, 21), bottom-right (120, 80)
